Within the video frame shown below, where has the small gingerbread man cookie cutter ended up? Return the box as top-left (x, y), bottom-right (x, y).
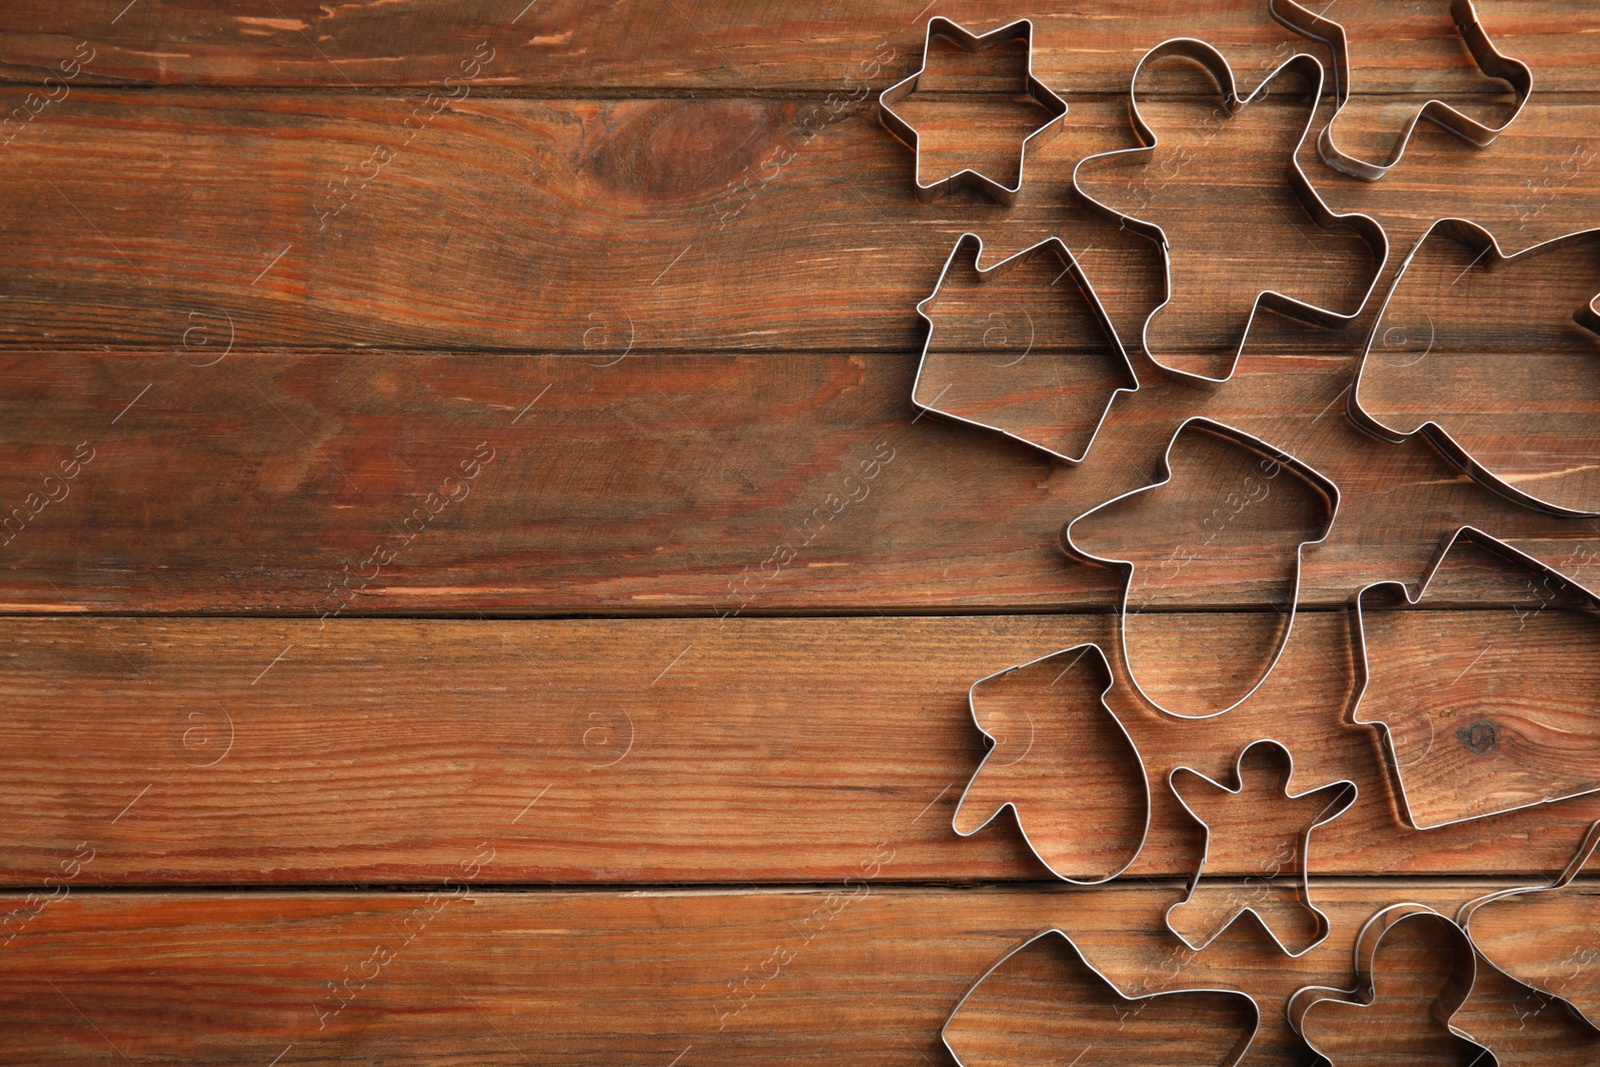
top-left (1165, 738), bottom-right (1357, 959)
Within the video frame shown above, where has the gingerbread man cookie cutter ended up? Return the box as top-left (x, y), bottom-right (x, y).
top-left (1165, 739), bottom-right (1357, 959)
top-left (1072, 39), bottom-right (1388, 385)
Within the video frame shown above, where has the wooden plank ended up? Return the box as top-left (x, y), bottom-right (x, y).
top-left (1, 89), bottom-right (1597, 350)
top-left (0, 350), bottom-right (1595, 614)
top-left (5, 612), bottom-right (1600, 885)
top-left (0, 0), bottom-right (1591, 93)
top-left (1313, 93), bottom-right (1600, 258)
top-left (1, 882), bottom-right (1595, 1065)
top-left (0, 88), bottom-right (1158, 351)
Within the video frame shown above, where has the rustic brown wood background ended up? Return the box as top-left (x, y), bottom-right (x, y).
top-left (1, 1), bottom-right (1598, 1064)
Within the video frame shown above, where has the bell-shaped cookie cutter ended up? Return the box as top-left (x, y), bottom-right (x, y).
top-left (913, 232), bottom-right (1140, 463)
top-left (1289, 902), bottom-right (1498, 1066)
top-left (1271, 0), bottom-right (1533, 181)
top-left (879, 17), bottom-right (1068, 205)
top-left (1062, 416), bottom-right (1342, 720)
top-left (1165, 738), bottom-right (1357, 959)
top-left (1071, 39), bottom-right (1389, 385)
top-left (1350, 217), bottom-right (1600, 518)
top-left (951, 643), bottom-right (1153, 884)
top-left (1457, 820), bottom-right (1600, 1032)
top-left (943, 929), bottom-right (1261, 1067)
top-left (1350, 525), bottom-right (1600, 830)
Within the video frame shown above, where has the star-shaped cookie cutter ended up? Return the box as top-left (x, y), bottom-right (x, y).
top-left (1271, 0), bottom-right (1534, 181)
top-left (1289, 903), bottom-right (1499, 1066)
top-left (1457, 820), bottom-right (1600, 1033)
top-left (1165, 739), bottom-right (1357, 959)
top-left (1350, 525), bottom-right (1600, 830)
top-left (879, 17), bottom-right (1068, 205)
top-left (1072, 40), bottom-right (1389, 385)
top-left (912, 232), bottom-right (1140, 464)
top-left (943, 929), bottom-right (1261, 1067)
top-left (1062, 416), bottom-right (1342, 720)
top-left (1351, 217), bottom-right (1600, 518)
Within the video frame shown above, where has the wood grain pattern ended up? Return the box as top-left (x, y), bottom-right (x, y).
top-left (0, 351), bottom-right (1597, 615)
top-left (5, 612), bottom-right (1600, 885)
top-left (0, 1), bottom-right (1591, 93)
top-left (1, 883), bottom-right (1596, 1067)
top-left (0, 88), bottom-right (1182, 351)
top-left (3, 1), bottom-right (1599, 1062)
top-left (1, 88), bottom-right (1597, 351)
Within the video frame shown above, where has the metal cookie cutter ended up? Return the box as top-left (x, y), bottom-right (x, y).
top-left (1351, 525), bottom-right (1600, 830)
top-left (1166, 739), bottom-right (1356, 959)
top-left (1271, 0), bottom-right (1533, 181)
top-left (913, 232), bottom-right (1140, 464)
top-left (943, 929), bottom-right (1260, 1067)
top-left (1071, 40), bottom-right (1389, 385)
top-left (1062, 416), bottom-right (1342, 720)
top-left (1289, 903), bottom-right (1498, 1066)
top-left (1351, 217), bottom-right (1600, 518)
top-left (951, 644), bottom-right (1152, 885)
top-left (1457, 820), bottom-right (1600, 1031)
top-left (879, 17), bottom-right (1068, 205)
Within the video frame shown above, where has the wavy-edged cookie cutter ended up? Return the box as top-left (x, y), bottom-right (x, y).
top-left (879, 16), bottom-right (1068, 205)
top-left (1166, 739), bottom-right (1356, 959)
top-left (1351, 216), bottom-right (1600, 518)
top-left (1062, 416), bottom-right (1342, 720)
top-left (943, 929), bottom-right (1261, 1067)
top-left (1351, 525), bottom-right (1600, 830)
top-left (951, 643), bottom-right (1153, 885)
top-left (1458, 820), bottom-right (1600, 1032)
top-left (913, 232), bottom-right (1140, 463)
top-left (1271, 0), bottom-right (1533, 182)
top-left (1289, 902), bottom-right (1499, 1066)
top-left (1071, 39), bottom-right (1389, 386)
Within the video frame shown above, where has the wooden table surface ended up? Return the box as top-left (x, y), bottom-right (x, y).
top-left (2, 1), bottom-right (1598, 1064)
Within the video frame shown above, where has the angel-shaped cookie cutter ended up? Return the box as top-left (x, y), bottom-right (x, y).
top-left (1350, 217), bottom-right (1600, 518)
top-left (1072, 39), bottom-right (1388, 385)
top-left (1062, 416), bottom-right (1341, 720)
top-left (1457, 819), bottom-right (1600, 1032)
top-left (1165, 739), bottom-right (1356, 959)
top-left (1271, 0), bottom-right (1533, 181)
top-left (912, 232), bottom-right (1140, 464)
top-left (879, 17), bottom-right (1068, 205)
top-left (1351, 525), bottom-right (1600, 830)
